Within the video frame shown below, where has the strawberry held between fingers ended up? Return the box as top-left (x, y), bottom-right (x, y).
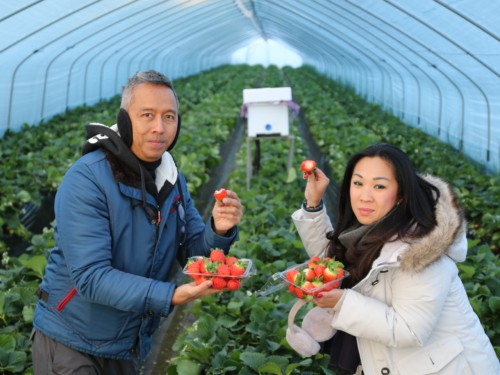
top-left (300, 160), bottom-right (317, 179)
top-left (214, 188), bottom-right (227, 201)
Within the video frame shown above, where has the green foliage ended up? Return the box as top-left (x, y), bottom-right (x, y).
top-left (0, 64), bottom-right (498, 373)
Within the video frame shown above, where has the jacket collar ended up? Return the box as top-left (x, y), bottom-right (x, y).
top-left (396, 175), bottom-right (467, 272)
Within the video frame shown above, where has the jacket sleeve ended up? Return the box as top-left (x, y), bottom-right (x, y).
top-left (291, 207), bottom-right (332, 257)
top-left (331, 256), bottom-right (457, 347)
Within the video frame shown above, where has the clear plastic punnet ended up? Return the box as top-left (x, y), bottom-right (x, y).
top-left (257, 261), bottom-right (349, 299)
top-left (182, 256), bottom-right (257, 279)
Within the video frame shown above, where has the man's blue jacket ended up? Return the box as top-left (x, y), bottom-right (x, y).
top-left (33, 147), bottom-right (238, 360)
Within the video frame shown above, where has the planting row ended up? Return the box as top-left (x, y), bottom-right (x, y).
top-left (0, 64), bottom-right (265, 373)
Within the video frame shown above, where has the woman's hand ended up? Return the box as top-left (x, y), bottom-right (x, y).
top-left (312, 288), bottom-right (344, 308)
top-left (171, 280), bottom-right (225, 305)
top-left (212, 189), bottom-right (243, 236)
top-left (304, 167), bottom-right (330, 207)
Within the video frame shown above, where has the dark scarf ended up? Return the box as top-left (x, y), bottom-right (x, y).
top-left (323, 223), bottom-right (375, 373)
top-left (81, 123), bottom-right (177, 223)
top-left (82, 123), bottom-right (161, 199)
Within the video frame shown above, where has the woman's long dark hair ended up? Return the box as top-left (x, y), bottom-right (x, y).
top-left (327, 143), bottom-right (440, 286)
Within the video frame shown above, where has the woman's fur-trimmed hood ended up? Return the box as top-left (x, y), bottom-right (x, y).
top-left (399, 175), bottom-right (467, 272)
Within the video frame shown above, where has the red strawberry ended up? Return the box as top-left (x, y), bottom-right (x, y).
top-left (225, 256), bottom-right (238, 266)
top-left (227, 278), bottom-right (240, 290)
top-left (311, 278), bottom-right (324, 291)
top-left (210, 249), bottom-right (226, 263)
top-left (214, 188), bottom-right (227, 201)
top-left (216, 264), bottom-right (230, 276)
top-left (301, 281), bottom-right (316, 300)
top-left (308, 256), bottom-right (321, 268)
top-left (194, 276), bottom-right (209, 285)
top-left (302, 281), bottom-right (316, 293)
top-left (294, 286), bottom-right (304, 299)
top-left (186, 260), bottom-right (201, 276)
top-left (323, 267), bottom-right (345, 283)
top-left (302, 268), bottom-right (315, 281)
top-left (285, 269), bottom-right (300, 284)
top-left (229, 261), bottom-right (246, 277)
top-left (300, 160), bottom-right (317, 179)
top-left (313, 264), bottom-right (326, 277)
top-left (212, 276), bottom-right (227, 289)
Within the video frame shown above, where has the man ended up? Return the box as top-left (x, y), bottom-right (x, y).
top-left (32, 70), bottom-right (243, 374)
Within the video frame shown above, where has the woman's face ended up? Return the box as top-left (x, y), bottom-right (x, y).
top-left (350, 156), bottom-right (399, 225)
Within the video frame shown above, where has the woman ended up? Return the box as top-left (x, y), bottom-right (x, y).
top-left (291, 144), bottom-right (499, 375)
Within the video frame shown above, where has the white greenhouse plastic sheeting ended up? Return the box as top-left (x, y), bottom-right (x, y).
top-left (0, 0), bottom-right (498, 173)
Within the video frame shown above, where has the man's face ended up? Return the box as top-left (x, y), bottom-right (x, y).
top-left (127, 83), bottom-right (178, 162)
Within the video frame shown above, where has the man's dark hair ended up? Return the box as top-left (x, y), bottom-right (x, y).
top-left (120, 70), bottom-right (178, 109)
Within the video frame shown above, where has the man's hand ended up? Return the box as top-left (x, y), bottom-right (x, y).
top-left (212, 189), bottom-right (243, 236)
top-left (171, 280), bottom-right (225, 305)
top-left (304, 167), bottom-right (330, 208)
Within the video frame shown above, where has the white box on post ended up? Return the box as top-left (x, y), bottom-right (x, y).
top-left (243, 87), bottom-right (292, 137)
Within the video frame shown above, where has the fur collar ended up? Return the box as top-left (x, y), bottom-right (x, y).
top-left (398, 175), bottom-right (467, 272)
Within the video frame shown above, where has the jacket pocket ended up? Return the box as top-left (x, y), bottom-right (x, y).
top-left (59, 293), bottom-right (133, 342)
top-left (56, 287), bottom-right (77, 311)
top-left (397, 337), bottom-right (472, 374)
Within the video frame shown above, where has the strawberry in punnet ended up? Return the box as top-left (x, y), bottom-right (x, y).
top-left (214, 188), bottom-right (227, 202)
top-left (285, 269), bottom-right (300, 284)
top-left (212, 276), bottom-right (227, 289)
top-left (210, 248), bottom-right (226, 263)
top-left (229, 261), bottom-right (246, 277)
top-left (227, 278), bottom-right (241, 290)
top-left (194, 276), bottom-right (210, 285)
top-left (323, 267), bottom-right (343, 283)
top-left (313, 264), bottom-right (326, 278)
top-left (294, 287), bottom-right (304, 299)
top-left (323, 258), bottom-right (345, 283)
top-left (185, 259), bottom-right (201, 277)
top-left (216, 264), bottom-right (231, 276)
top-left (300, 159), bottom-right (317, 179)
top-left (302, 267), bottom-right (316, 282)
top-left (312, 278), bottom-right (324, 290)
top-left (225, 256), bottom-right (238, 266)
top-left (308, 255), bottom-right (321, 268)
top-left (301, 281), bottom-right (316, 300)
